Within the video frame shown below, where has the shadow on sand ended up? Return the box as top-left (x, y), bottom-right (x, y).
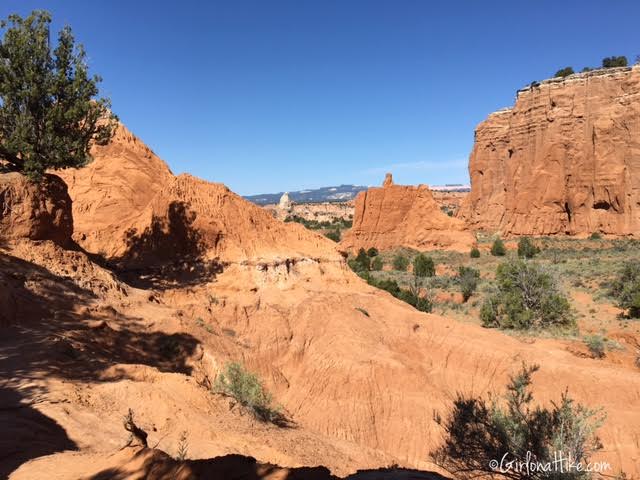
top-left (112, 201), bottom-right (224, 290)
top-left (87, 448), bottom-right (450, 480)
top-left (0, 250), bottom-right (200, 477)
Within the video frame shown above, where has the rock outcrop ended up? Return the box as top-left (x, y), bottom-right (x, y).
top-left (58, 124), bottom-right (174, 255)
top-left (278, 192), bottom-right (292, 211)
top-left (119, 174), bottom-right (339, 266)
top-left (341, 174), bottom-right (475, 252)
top-left (0, 172), bottom-right (72, 246)
top-left (459, 66), bottom-right (640, 236)
top-left (59, 125), bottom-right (339, 267)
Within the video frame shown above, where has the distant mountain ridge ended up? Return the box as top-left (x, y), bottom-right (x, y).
top-left (245, 184), bottom-right (369, 205)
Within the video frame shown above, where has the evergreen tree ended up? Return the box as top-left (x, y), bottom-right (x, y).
top-left (0, 11), bottom-right (116, 181)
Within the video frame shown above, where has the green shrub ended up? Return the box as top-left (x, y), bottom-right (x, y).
top-left (610, 262), bottom-right (640, 318)
top-left (214, 362), bottom-right (281, 423)
top-left (362, 275), bottom-right (431, 312)
top-left (285, 215), bottom-right (352, 230)
top-left (480, 259), bottom-right (573, 330)
top-left (602, 56), bottom-right (628, 68)
top-left (517, 236), bottom-right (540, 258)
top-left (590, 232), bottom-right (602, 240)
top-left (349, 248), bottom-right (370, 272)
top-left (413, 254), bottom-right (435, 277)
top-left (554, 66), bottom-right (574, 78)
top-left (366, 247), bottom-right (379, 257)
top-left (457, 266), bottom-right (480, 302)
top-left (584, 334), bottom-right (606, 359)
top-left (432, 364), bottom-right (605, 479)
top-left (325, 229), bottom-right (340, 242)
top-left (392, 254), bottom-right (409, 271)
top-left (371, 256), bottom-right (383, 271)
top-left (371, 277), bottom-right (401, 297)
top-left (490, 237), bottom-right (506, 256)
top-left (469, 247), bottom-right (480, 258)
top-left (398, 288), bottom-right (433, 313)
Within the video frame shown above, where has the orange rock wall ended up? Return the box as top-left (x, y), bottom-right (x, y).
top-left (459, 66), bottom-right (640, 236)
top-left (341, 176), bottom-right (475, 252)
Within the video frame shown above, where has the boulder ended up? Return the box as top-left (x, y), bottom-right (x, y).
top-left (0, 172), bottom-right (73, 246)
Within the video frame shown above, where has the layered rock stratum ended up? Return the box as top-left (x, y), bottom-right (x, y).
top-left (459, 66), bottom-right (640, 236)
top-left (341, 173), bottom-right (475, 252)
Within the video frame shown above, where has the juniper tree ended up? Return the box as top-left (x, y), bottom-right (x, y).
top-left (0, 10), bottom-right (116, 181)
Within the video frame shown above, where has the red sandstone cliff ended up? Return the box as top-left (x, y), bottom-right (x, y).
top-left (341, 174), bottom-right (475, 252)
top-left (459, 66), bottom-right (640, 236)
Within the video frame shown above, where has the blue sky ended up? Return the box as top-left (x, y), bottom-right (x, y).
top-left (2, 1), bottom-right (639, 195)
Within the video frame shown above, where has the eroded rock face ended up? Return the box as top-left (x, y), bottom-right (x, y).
top-left (59, 123), bottom-right (341, 267)
top-left (58, 124), bottom-right (174, 254)
top-left (0, 172), bottom-right (73, 246)
top-left (341, 174), bottom-right (475, 252)
top-left (459, 66), bottom-right (640, 236)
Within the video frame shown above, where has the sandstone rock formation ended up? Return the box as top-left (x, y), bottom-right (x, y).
top-left (278, 192), bottom-right (292, 211)
top-left (459, 66), bottom-right (640, 236)
top-left (59, 125), bottom-right (337, 267)
top-left (119, 174), bottom-right (338, 267)
top-left (4, 123), bottom-right (640, 478)
top-left (341, 173), bottom-right (475, 252)
top-left (58, 124), bottom-right (174, 255)
top-left (0, 172), bottom-right (72, 246)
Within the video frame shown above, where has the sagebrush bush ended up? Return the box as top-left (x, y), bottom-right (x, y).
top-left (490, 237), bottom-right (506, 256)
top-left (480, 259), bottom-right (573, 330)
top-left (393, 254), bottom-right (409, 271)
top-left (214, 362), bottom-right (281, 423)
top-left (367, 247), bottom-right (379, 257)
top-left (517, 236), bottom-right (540, 258)
top-left (360, 273), bottom-right (432, 312)
top-left (457, 266), bottom-right (480, 302)
top-left (432, 364), bottom-right (605, 480)
top-left (602, 55), bottom-right (627, 68)
top-left (470, 247), bottom-right (480, 258)
top-left (324, 229), bottom-right (340, 242)
top-left (348, 248), bottom-right (370, 272)
top-left (610, 261), bottom-right (640, 318)
top-left (555, 66), bottom-right (575, 78)
top-left (371, 256), bottom-right (383, 271)
top-left (584, 334), bottom-right (606, 359)
top-left (413, 253), bottom-right (435, 277)
top-left (398, 287), bottom-right (432, 313)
